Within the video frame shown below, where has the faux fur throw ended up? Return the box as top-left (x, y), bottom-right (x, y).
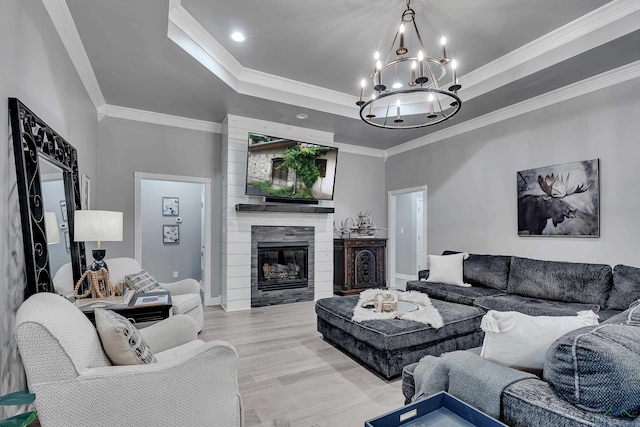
top-left (352, 289), bottom-right (444, 328)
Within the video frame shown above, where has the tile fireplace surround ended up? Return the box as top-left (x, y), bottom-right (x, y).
top-left (221, 116), bottom-right (335, 311)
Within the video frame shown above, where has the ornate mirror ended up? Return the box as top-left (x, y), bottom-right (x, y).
top-left (8, 98), bottom-right (86, 296)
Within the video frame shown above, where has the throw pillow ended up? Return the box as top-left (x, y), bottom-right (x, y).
top-left (545, 323), bottom-right (640, 417)
top-left (480, 310), bottom-right (599, 373)
top-left (125, 270), bottom-right (160, 293)
top-left (426, 253), bottom-right (470, 287)
top-left (95, 309), bottom-right (157, 365)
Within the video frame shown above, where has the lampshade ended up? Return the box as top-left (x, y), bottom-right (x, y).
top-left (74, 210), bottom-right (123, 243)
top-left (44, 212), bottom-right (60, 245)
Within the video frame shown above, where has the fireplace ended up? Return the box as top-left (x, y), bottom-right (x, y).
top-left (257, 241), bottom-right (308, 291)
top-left (251, 225), bottom-right (315, 307)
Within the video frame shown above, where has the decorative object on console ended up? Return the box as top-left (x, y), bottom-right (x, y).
top-left (162, 196), bottom-right (179, 216)
top-left (163, 224), bottom-right (180, 243)
top-left (426, 253), bottom-right (470, 287)
top-left (74, 210), bottom-right (124, 271)
top-left (356, 0), bottom-right (462, 129)
top-left (517, 159), bottom-right (599, 236)
top-left (337, 211), bottom-right (378, 237)
top-left (352, 289), bottom-right (444, 328)
top-left (74, 267), bottom-right (116, 299)
top-left (9, 98), bottom-right (87, 295)
top-left (480, 309), bottom-right (599, 373)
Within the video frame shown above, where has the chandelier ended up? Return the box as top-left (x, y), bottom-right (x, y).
top-left (357, 0), bottom-right (462, 129)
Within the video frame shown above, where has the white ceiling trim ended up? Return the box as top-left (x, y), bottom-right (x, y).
top-left (99, 104), bottom-right (223, 133)
top-left (458, 0), bottom-right (640, 103)
top-left (168, 0), bottom-right (358, 119)
top-left (167, 0), bottom-right (639, 122)
top-left (42, 0), bottom-right (106, 112)
top-left (385, 60), bottom-right (640, 158)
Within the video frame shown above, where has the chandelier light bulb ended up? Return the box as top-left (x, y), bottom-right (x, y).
top-left (418, 50), bottom-right (424, 61)
top-left (428, 94), bottom-right (434, 102)
top-left (451, 59), bottom-right (458, 70)
top-left (411, 61), bottom-right (416, 69)
top-left (376, 60), bottom-right (382, 70)
top-left (441, 36), bottom-right (446, 45)
top-left (374, 51), bottom-right (380, 60)
top-left (358, 79), bottom-right (366, 105)
top-left (400, 23), bottom-right (405, 33)
top-left (361, 79), bottom-right (366, 88)
top-left (392, 82), bottom-right (402, 89)
top-left (396, 99), bottom-right (401, 107)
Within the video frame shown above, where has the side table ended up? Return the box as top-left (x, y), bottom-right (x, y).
top-left (78, 290), bottom-right (172, 326)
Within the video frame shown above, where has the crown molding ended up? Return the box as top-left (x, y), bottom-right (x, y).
top-left (458, 1), bottom-right (640, 103)
top-left (385, 60), bottom-right (640, 158)
top-left (331, 141), bottom-right (386, 158)
top-left (42, 0), bottom-right (106, 111)
top-left (100, 105), bottom-right (223, 133)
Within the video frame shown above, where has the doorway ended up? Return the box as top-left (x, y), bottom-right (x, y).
top-left (387, 185), bottom-right (427, 290)
top-left (134, 172), bottom-right (213, 305)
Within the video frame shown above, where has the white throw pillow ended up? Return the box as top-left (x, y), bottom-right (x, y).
top-left (480, 310), bottom-right (599, 373)
top-left (426, 253), bottom-right (470, 287)
top-left (95, 309), bottom-right (157, 365)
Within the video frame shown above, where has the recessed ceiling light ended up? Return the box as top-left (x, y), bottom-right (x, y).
top-left (296, 113), bottom-right (308, 120)
top-left (230, 32), bottom-right (246, 42)
top-left (392, 82), bottom-right (402, 89)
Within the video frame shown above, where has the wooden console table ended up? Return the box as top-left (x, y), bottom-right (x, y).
top-left (334, 238), bottom-right (387, 295)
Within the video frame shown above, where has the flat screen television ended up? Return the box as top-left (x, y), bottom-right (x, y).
top-left (245, 133), bottom-right (338, 202)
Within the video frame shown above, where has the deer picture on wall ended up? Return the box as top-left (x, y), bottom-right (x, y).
top-left (517, 159), bottom-right (599, 236)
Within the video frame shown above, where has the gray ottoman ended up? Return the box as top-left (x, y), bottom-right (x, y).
top-left (315, 295), bottom-right (486, 379)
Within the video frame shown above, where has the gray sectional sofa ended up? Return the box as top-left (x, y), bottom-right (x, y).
top-left (400, 251), bottom-right (640, 427)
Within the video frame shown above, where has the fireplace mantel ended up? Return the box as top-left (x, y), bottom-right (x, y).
top-left (236, 204), bottom-right (334, 214)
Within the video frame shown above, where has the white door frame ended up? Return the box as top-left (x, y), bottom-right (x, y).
top-left (387, 185), bottom-right (428, 287)
top-left (134, 172), bottom-right (214, 305)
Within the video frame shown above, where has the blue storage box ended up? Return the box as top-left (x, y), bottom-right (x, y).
top-left (365, 391), bottom-right (508, 427)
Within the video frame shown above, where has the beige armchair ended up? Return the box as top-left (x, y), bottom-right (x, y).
top-left (15, 292), bottom-right (242, 427)
top-left (53, 257), bottom-right (204, 332)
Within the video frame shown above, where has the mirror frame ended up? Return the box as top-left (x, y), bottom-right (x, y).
top-left (8, 98), bottom-right (86, 296)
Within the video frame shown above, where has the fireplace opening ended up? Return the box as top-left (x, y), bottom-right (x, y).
top-left (257, 241), bottom-right (309, 291)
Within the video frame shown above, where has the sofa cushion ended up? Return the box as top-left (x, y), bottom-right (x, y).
top-left (474, 294), bottom-right (600, 317)
top-left (315, 296), bottom-right (485, 351)
top-left (426, 253), bottom-right (469, 287)
top-left (407, 280), bottom-right (505, 306)
top-left (480, 310), bottom-right (599, 373)
top-left (170, 293), bottom-right (201, 315)
top-left (443, 251), bottom-right (511, 290)
top-left (506, 256), bottom-right (612, 307)
top-left (607, 265), bottom-right (640, 310)
top-left (94, 309), bottom-right (157, 365)
top-left (544, 323), bottom-right (640, 417)
top-left (125, 270), bottom-right (161, 293)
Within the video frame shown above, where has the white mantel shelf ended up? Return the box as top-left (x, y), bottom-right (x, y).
top-left (235, 204), bottom-right (334, 214)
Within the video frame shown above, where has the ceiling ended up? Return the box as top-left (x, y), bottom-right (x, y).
top-left (64, 0), bottom-right (640, 150)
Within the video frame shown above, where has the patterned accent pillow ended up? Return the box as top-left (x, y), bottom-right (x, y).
top-left (94, 309), bottom-right (156, 365)
top-left (125, 270), bottom-right (160, 293)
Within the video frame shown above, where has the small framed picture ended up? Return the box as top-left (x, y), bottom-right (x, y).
top-left (162, 197), bottom-right (179, 216)
top-left (60, 200), bottom-right (68, 221)
top-left (163, 225), bottom-right (180, 243)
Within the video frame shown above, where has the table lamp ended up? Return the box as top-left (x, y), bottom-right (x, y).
top-left (74, 210), bottom-right (123, 271)
top-left (44, 212), bottom-right (60, 245)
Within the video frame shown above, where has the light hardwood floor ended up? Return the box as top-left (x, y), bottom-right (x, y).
top-left (198, 301), bottom-right (406, 427)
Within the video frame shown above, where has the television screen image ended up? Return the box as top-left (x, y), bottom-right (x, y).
top-left (245, 133), bottom-right (338, 201)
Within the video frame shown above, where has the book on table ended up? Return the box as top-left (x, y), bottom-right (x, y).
top-left (75, 289), bottom-right (135, 309)
top-left (134, 294), bottom-right (170, 307)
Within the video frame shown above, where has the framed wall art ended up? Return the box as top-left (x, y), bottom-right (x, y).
top-left (163, 224), bottom-right (180, 243)
top-left (162, 197), bottom-right (179, 216)
top-left (517, 159), bottom-right (599, 237)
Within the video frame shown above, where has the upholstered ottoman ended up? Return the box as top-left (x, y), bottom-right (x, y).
top-left (315, 295), bottom-right (486, 379)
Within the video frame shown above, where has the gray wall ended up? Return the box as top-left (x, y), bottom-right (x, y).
top-left (0, 0), bottom-right (98, 414)
top-left (141, 180), bottom-right (204, 282)
top-left (395, 192), bottom-right (417, 275)
top-left (386, 79), bottom-right (640, 267)
top-left (97, 117), bottom-right (221, 296)
top-left (333, 152), bottom-right (387, 237)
